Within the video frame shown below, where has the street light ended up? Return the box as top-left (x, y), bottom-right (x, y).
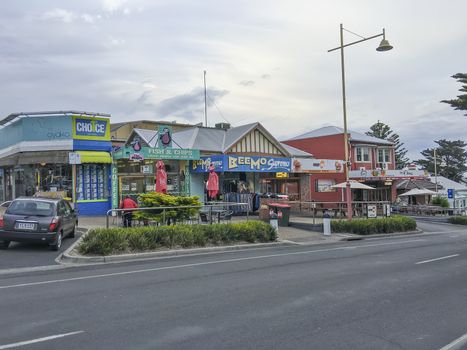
top-left (328, 23), bottom-right (393, 220)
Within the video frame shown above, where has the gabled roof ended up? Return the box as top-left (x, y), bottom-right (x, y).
top-left (123, 123), bottom-right (291, 156)
top-left (428, 176), bottom-right (467, 191)
top-left (286, 125), bottom-right (394, 146)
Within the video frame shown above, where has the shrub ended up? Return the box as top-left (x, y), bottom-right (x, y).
top-left (448, 216), bottom-right (467, 225)
top-left (133, 193), bottom-right (202, 224)
top-left (78, 221), bottom-right (277, 255)
top-left (330, 215), bottom-right (416, 235)
top-left (432, 196), bottom-right (450, 208)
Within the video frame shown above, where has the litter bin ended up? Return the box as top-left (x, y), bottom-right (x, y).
top-left (323, 212), bottom-right (331, 236)
top-left (268, 203), bottom-right (291, 227)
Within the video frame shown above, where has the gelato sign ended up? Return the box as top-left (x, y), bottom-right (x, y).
top-left (190, 155), bottom-right (292, 173)
top-left (292, 158), bottom-right (344, 173)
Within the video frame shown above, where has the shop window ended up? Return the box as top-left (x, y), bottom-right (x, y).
top-left (76, 164), bottom-right (109, 201)
top-left (315, 179), bottom-right (337, 192)
top-left (355, 147), bottom-right (370, 162)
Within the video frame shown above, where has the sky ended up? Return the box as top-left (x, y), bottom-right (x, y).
top-left (0, 0), bottom-right (466, 161)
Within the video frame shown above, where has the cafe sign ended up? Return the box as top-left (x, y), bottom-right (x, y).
top-left (349, 168), bottom-right (427, 179)
top-left (113, 146), bottom-right (200, 161)
top-left (190, 155), bottom-right (292, 173)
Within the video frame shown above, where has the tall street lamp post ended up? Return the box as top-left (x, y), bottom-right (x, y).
top-left (328, 23), bottom-right (393, 220)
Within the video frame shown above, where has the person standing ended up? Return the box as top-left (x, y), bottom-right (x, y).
top-left (119, 195), bottom-right (138, 227)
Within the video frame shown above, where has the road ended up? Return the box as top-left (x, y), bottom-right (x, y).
top-left (0, 230), bottom-right (83, 270)
top-left (1, 221), bottom-right (467, 349)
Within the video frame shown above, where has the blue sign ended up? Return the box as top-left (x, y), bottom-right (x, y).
top-left (447, 188), bottom-right (454, 199)
top-left (191, 155), bottom-right (291, 173)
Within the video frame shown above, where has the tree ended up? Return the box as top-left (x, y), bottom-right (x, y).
top-left (366, 121), bottom-right (409, 169)
top-left (415, 139), bottom-right (467, 182)
top-left (441, 73), bottom-right (467, 115)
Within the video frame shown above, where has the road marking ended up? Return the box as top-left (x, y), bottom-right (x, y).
top-left (0, 239), bottom-right (424, 290)
top-left (416, 254), bottom-right (460, 265)
top-left (0, 331), bottom-right (84, 349)
top-left (439, 331), bottom-right (467, 350)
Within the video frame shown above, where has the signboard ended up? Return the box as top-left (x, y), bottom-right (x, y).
top-left (157, 125), bottom-right (173, 148)
top-left (276, 172), bottom-right (288, 178)
top-left (68, 152), bottom-right (81, 164)
top-left (190, 155), bottom-right (292, 173)
top-left (141, 165), bottom-right (152, 174)
top-left (72, 116), bottom-right (110, 141)
top-left (111, 164), bottom-right (118, 209)
top-left (367, 204), bottom-right (377, 218)
top-left (293, 158), bottom-right (344, 173)
top-left (349, 168), bottom-right (427, 180)
top-left (113, 146), bottom-right (200, 161)
top-left (447, 188), bottom-right (454, 199)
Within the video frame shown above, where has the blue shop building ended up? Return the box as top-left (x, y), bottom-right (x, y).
top-left (0, 111), bottom-right (112, 215)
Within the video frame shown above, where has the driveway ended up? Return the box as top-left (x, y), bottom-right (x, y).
top-left (0, 230), bottom-right (83, 271)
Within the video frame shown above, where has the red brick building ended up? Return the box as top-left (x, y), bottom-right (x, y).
top-left (283, 126), bottom-right (425, 203)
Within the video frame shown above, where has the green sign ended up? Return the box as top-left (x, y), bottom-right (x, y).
top-left (111, 163), bottom-right (119, 208)
top-left (113, 146), bottom-right (200, 161)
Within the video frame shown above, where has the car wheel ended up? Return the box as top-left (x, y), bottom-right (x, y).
top-left (50, 232), bottom-right (62, 251)
top-left (0, 240), bottom-right (10, 249)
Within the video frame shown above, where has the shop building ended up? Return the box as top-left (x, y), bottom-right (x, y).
top-left (112, 126), bottom-right (200, 206)
top-left (0, 111), bottom-right (112, 215)
top-left (283, 126), bottom-right (426, 203)
top-left (184, 122), bottom-right (299, 210)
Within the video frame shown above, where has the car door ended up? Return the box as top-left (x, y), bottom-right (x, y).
top-left (64, 201), bottom-right (76, 231)
top-left (57, 201), bottom-right (71, 234)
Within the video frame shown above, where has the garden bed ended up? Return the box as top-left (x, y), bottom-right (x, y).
top-left (331, 215), bottom-right (417, 235)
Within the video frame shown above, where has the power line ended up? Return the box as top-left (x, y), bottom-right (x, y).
top-left (207, 93), bottom-right (231, 124)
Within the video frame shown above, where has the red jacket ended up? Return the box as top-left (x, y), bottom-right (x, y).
top-left (120, 197), bottom-right (138, 209)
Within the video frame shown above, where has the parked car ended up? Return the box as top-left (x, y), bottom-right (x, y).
top-left (0, 197), bottom-right (78, 250)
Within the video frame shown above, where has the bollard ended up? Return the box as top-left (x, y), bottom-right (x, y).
top-left (323, 211), bottom-right (331, 236)
top-left (269, 209), bottom-right (279, 232)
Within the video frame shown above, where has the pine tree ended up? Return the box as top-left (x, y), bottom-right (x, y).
top-left (441, 73), bottom-right (467, 115)
top-left (415, 139), bottom-right (467, 182)
top-left (366, 121), bottom-right (409, 169)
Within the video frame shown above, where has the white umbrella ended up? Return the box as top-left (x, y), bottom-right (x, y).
top-left (331, 180), bottom-right (375, 190)
top-left (399, 188), bottom-right (438, 196)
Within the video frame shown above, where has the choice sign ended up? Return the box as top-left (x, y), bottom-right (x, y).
top-left (72, 116), bottom-right (110, 141)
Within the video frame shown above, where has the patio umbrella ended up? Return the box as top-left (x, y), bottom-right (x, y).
top-left (331, 180), bottom-right (375, 190)
top-left (399, 188), bottom-right (437, 196)
top-left (155, 160), bottom-right (167, 194)
top-left (206, 164), bottom-right (219, 199)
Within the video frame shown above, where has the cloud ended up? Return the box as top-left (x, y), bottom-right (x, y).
top-left (101, 0), bottom-right (128, 12)
top-left (261, 74), bottom-right (271, 79)
top-left (42, 8), bottom-right (76, 23)
top-left (135, 87), bottom-right (229, 120)
top-left (239, 80), bottom-right (255, 87)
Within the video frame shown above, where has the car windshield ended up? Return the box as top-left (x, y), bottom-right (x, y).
top-left (6, 200), bottom-right (55, 216)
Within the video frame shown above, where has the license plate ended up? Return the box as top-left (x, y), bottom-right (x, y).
top-left (16, 222), bottom-right (36, 230)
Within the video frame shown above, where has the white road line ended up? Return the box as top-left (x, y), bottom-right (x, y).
top-left (0, 331), bottom-right (84, 349)
top-left (0, 239), bottom-right (424, 290)
top-left (439, 331), bottom-right (467, 350)
top-left (416, 254), bottom-right (460, 265)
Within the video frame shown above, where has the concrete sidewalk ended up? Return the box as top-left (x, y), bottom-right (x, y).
top-left (77, 214), bottom-right (350, 245)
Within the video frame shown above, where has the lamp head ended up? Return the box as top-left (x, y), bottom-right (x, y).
top-left (376, 38), bottom-right (393, 51)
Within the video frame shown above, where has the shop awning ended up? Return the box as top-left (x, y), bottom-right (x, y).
top-left (76, 151), bottom-right (112, 164)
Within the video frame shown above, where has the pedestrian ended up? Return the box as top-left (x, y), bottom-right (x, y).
top-left (119, 195), bottom-right (138, 227)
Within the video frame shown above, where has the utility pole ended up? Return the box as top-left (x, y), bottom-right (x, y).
top-left (204, 70), bottom-right (207, 127)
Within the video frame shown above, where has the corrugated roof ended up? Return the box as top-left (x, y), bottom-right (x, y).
top-left (280, 143), bottom-right (313, 157)
top-left (223, 123), bottom-right (258, 151)
top-left (286, 125), bottom-right (393, 145)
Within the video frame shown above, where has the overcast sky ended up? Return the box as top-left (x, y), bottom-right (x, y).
top-left (0, 0), bottom-right (466, 160)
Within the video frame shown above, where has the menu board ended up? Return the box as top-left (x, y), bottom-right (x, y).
top-left (76, 164), bottom-right (108, 200)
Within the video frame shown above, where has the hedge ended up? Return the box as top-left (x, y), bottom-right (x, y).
top-left (448, 216), bottom-right (467, 225)
top-left (331, 215), bottom-right (417, 235)
top-left (78, 221), bottom-right (277, 256)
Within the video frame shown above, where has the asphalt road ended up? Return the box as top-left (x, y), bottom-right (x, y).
top-left (0, 230), bottom-right (83, 270)
top-left (1, 222), bottom-right (467, 349)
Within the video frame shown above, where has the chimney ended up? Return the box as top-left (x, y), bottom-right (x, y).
top-left (215, 122), bottom-right (231, 130)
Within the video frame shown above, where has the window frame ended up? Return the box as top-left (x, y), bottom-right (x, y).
top-left (355, 147), bottom-right (371, 163)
